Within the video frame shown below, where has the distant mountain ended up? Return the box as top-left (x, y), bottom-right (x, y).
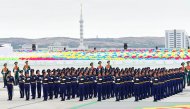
top-left (0, 37), bottom-right (165, 49)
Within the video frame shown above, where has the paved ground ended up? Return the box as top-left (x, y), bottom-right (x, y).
top-left (0, 83), bottom-right (190, 109)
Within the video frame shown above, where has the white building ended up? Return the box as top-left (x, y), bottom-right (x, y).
top-left (165, 29), bottom-right (189, 49)
top-left (48, 42), bottom-right (68, 51)
top-left (21, 44), bottom-right (38, 50)
top-left (0, 44), bottom-right (13, 56)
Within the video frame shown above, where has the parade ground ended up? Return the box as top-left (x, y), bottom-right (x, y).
top-left (0, 83), bottom-right (190, 109)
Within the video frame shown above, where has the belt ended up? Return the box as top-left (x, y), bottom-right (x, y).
top-left (49, 82), bottom-right (53, 83)
top-left (97, 83), bottom-right (102, 84)
top-left (159, 82), bottom-right (165, 84)
top-left (138, 82), bottom-right (144, 84)
top-left (102, 82), bottom-right (106, 83)
top-left (31, 82), bottom-right (36, 83)
top-left (7, 82), bottom-right (13, 84)
top-left (61, 83), bottom-right (65, 84)
top-left (54, 82), bottom-right (60, 83)
top-left (66, 82), bottom-right (71, 83)
top-left (25, 83), bottom-right (30, 84)
top-left (79, 83), bottom-right (84, 84)
top-left (43, 83), bottom-right (48, 84)
top-left (115, 83), bottom-right (120, 84)
top-left (165, 80), bottom-right (170, 82)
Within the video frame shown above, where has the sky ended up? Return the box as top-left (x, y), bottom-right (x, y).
top-left (0, 0), bottom-right (189, 39)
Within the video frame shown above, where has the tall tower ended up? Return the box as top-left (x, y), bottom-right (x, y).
top-left (78, 4), bottom-right (85, 49)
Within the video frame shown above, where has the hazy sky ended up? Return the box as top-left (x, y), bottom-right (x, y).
top-left (0, 0), bottom-right (189, 39)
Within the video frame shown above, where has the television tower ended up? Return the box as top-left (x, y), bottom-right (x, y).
top-left (78, 3), bottom-right (85, 49)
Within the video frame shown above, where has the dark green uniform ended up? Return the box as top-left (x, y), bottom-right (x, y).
top-left (13, 66), bottom-right (20, 85)
top-left (1, 67), bottom-right (9, 88)
top-left (185, 66), bottom-right (190, 86)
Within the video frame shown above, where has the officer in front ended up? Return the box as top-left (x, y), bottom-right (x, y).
top-left (6, 71), bottom-right (14, 100)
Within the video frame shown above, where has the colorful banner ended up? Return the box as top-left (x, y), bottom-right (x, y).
top-left (1, 49), bottom-right (190, 60)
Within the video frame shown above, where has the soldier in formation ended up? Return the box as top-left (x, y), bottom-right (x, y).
top-left (1, 61), bottom-right (186, 102)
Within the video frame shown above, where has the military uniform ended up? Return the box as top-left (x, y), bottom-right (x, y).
top-left (123, 75), bottom-right (129, 99)
top-left (66, 75), bottom-right (72, 100)
top-left (102, 75), bottom-right (107, 100)
top-left (13, 65), bottom-right (19, 85)
top-left (88, 75), bottom-right (94, 99)
top-left (110, 75), bottom-right (115, 98)
top-left (24, 76), bottom-right (31, 100)
top-left (84, 75), bottom-right (89, 100)
top-left (78, 76), bottom-right (85, 101)
top-left (60, 75), bottom-right (67, 101)
top-left (71, 75), bottom-right (78, 99)
top-left (97, 66), bottom-right (104, 74)
top-left (31, 74), bottom-right (37, 99)
top-left (36, 74), bottom-right (43, 98)
top-left (23, 64), bottom-right (31, 75)
top-left (43, 75), bottom-right (49, 101)
top-left (125, 75), bottom-right (133, 98)
top-left (19, 73), bottom-right (25, 98)
top-left (105, 65), bottom-right (112, 73)
top-left (114, 76), bottom-right (121, 101)
top-left (152, 76), bottom-right (160, 101)
top-left (180, 65), bottom-right (186, 88)
top-left (134, 76), bottom-right (140, 101)
top-left (92, 75), bottom-right (97, 98)
top-left (159, 75), bottom-right (165, 100)
top-left (6, 74), bottom-right (14, 100)
top-left (120, 76), bottom-right (125, 100)
top-left (142, 75), bottom-right (150, 99)
top-left (1, 67), bottom-right (9, 88)
top-left (54, 75), bottom-right (60, 98)
top-left (97, 76), bottom-right (103, 101)
top-left (185, 65), bottom-right (190, 86)
top-left (48, 75), bottom-right (55, 99)
top-left (106, 74), bottom-right (112, 99)
top-left (147, 74), bottom-right (152, 97)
